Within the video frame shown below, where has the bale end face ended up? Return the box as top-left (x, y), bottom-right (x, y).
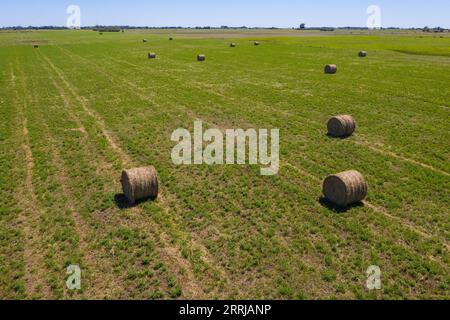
top-left (327, 115), bottom-right (356, 137)
top-left (323, 170), bottom-right (368, 207)
top-left (121, 166), bottom-right (159, 204)
top-left (325, 64), bottom-right (337, 74)
top-left (197, 54), bottom-right (206, 62)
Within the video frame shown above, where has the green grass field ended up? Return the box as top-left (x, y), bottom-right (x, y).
top-left (0, 29), bottom-right (449, 300)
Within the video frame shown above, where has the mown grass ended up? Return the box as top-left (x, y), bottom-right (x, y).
top-left (0, 29), bottom-right (448, 299)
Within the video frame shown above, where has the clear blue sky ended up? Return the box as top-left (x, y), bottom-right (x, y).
top-left (0, 0), bottom-right (448, 28)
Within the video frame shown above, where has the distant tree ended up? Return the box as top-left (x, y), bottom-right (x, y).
top-left (300, 23), bottom-right (306, 29)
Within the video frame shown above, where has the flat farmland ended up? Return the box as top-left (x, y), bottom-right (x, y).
top-left (0, 29), bottom-right (448, 299)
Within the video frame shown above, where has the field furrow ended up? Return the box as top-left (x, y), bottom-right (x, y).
top-left (1, 30), bottom-right (448, 299)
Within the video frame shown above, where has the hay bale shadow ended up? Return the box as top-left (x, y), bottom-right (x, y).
top-left (326, 133), bottom-right (352, 139)
top-left (318, 197), bottom-right (364, 213)
top-left (114, 194), bottom-right (157, 210)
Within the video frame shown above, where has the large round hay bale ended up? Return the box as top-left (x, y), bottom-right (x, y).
top-left (143, 39), bottom-right (148, 43)
top-left (322, 170), bottom-right (368, 207)
top-left (358, 51), bottom-right (367, 57)
top-left (327, 115), bottom-right (356, 137)
top-left (254, 41), bottom-right (260, 46)
top-left (148, 52), bottom-right (156, 59)
top-left (230, 43), bottom-right (236, 47)
top-left (121, 166), bottom-right (159, 204)
top-left (197, 54), bottom-right (206, 61)
top-left (324, 64), bottom-right (337, 74)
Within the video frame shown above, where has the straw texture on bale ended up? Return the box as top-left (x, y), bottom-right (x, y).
top-left (359, 51), bottom-right (367, 57)
top-left (148, 53), bottom-right (156, 59)
top-left (323, 170), bottom-right (368, 207)
top-left (324, 64), bottom-right (337, 74)
top-left (197, 54), bottom-right (206, 61)
top-left (121, 166), bottom-right (159, 204)
top-left (327, 115), bottom-right (356, 137)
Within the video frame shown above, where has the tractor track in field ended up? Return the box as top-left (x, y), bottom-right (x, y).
top-left (37, 55), bottom-right (129, 298)
top-left (44, 48), bottom-right (448, 292)
top-left (269, 106), bottom-right (450, 179)
top-left (107, 56), bottom-right (230, 100)
top-left (52, 46), bottom-right (237, 291)
top-left (2, 32), bottom-right (447, 299)
top-left (56, 46), bottom-right (155, 102)
top-left (282, 161), bottom-right (450, 254)
top-left (39, 51), bottom-right (215, 299)
top-left (10, 68), bottom-right (52, 299)
top-left (38, 51), bottom-right (172, 298)
top-left (56, 46), bottom-right (335, 295)
top-left (153, 94), bottom-right (447, 255)
top-left (55, 46), bottom-right (449, 267)
top-left (352, 139), bottom-right (450, 178)
top-left (40, 53), bottom-right (134, 167)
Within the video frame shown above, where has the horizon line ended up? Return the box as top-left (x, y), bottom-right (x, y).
top-left (1, 25), bottom-right (448, 30)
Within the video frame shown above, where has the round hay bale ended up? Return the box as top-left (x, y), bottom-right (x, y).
top-left (358, 51), bottom-right (367, 57)
top-left (197, 54), bottom-right (206, 62)
top-left (148, 52), bottom-right (156, 59)
top-left (254, 41), bottom-right (260, 46)
top-left (323, 170), bottom-right (368, 207)
top-left (143, 39), bottom-right (148, 43)
top-left (327, 115), bottom-right (356, 137)
top-left (121, 166), bottom-right (159, 204)
top-left (33, 45), bottom-right (39, 48)
top-left (324, 64), bottom-right (337, 74)
top-left (169, 37), bottom-right (174, 41)
top-left (230, 43), bottom-right (236, 47)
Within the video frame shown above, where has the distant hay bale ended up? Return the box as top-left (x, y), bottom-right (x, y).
top-left (230, 43), bottom-right (236, 47)
top-left (121, 166), bottom-right (159, 204)
top-left (322, 170), bottom-right (368, 207)
top-left (169, 37), bottom-right (174, 40)
top-left (148, 52), bottom-right (156, 59)
top-left (358, 51), bottom-right (367, 57)
top-left (254, 41), bottom-right (260, 46)
top-left (197, 54), bottom-right (206, 61)
top-left (143, 39), bottom-right (148, 43)
top-left (33, 45), bottom-right (39, 48)
top-left (327, 115), bottom-right (356, 137)
top-left (324, 64), bottom-right (337, 74)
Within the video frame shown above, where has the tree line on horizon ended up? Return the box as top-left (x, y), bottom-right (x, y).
top-left (0, 25), bottom-right (448, 32)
